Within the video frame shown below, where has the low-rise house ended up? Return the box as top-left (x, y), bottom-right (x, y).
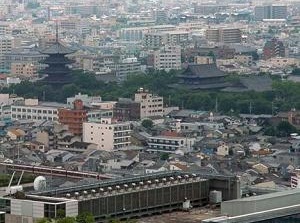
top-left (7, 129), bottom-right (25, 141)
top-left (216, 143), bottom-right (229, 156)
top-left (252, 163), bottom-right (269, 175)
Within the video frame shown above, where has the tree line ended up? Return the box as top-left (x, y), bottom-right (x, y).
top-left (3, 70), bottom-right (300, 115)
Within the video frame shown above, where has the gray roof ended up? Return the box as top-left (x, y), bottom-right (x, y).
top-left (180, 64), bottom-right (226, 78)
top-left (40, 42), bottom-right (75, 55)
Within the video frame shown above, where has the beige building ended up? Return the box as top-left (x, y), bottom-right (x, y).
top-left (10, 63), bottom-right (37, 78)
top-left (234, 54), bottom-right (253, 66)
top-left (266, 57), bottom-right (300, 68)
top-left (194, 56), bottom-right (214, 65)
top-left (206, 28), bottom-right (242, 44)
top-left (153, 46), bottom-right (181, 71)
top-left (134, 88), bottom-right (164, 119)
top-left (83, 118), bottom-right (132, 151)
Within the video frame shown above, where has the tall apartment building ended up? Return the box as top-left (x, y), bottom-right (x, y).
top-left (0, 35), bottom-right (14, 70)
top-left (116, 57), bottom-right (141, 82)
top-left (144, 30), bottom-right (189, 49)
top-left (153, 46), bottom-right (181, 71)
top-left (134, 88), bottom-right (164, 119)
top-left (206, 28), bottom-right (242, 44)
top-left (144, 33), bottom-right (165, 49)
top-left (83, 118), bottom-right (132, 150)
top-left (58, 99), bottom-right (88, 136)
top-left (0, 22), bottom-right (11, 35)
top-left (254, 5), bottom-right (288, 20)
top-left (263, 38), bottom-right (286, 60)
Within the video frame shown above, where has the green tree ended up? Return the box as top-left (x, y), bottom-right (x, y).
top-left (57, 217), bottom-right (76, 223)
top-left (141, 119), bottom-right (153, 129)
top-left (36, 218), bottom-right (50, 223)
top-left (276, 121), bottom-right (297, 137)
top-left (160, 152), bottom-right (169, 160)
top-left (76, 212), bottom-right (95, 223)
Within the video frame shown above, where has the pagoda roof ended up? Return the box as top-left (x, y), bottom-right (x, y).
top-left (40, 41), bottom-right (75, 55)
top-left (179, 64), bottom-right (226, 79)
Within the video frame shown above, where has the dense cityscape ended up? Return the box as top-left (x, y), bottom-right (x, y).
top-left (0, 0), bottom-right (299, 222)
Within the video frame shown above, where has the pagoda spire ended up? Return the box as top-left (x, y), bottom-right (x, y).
top-left (55, 21), bottom-right (59, 43)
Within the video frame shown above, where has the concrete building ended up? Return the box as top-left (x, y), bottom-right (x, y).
top-left (255, 5), bottom-right (288, 20)
top-left (0, 35), bottom-right (15, 70)
top-left (263, 38), bottom-right (286, 60)
top-left (113, 98), bottom-right (140, 121)
top-left (153, 46), bottom-right (181, 71)
top-left (116, 57), bottom-right (141, 82)
top-left (11, 100), bottom-right (61, 121)
top-left (234, 54), bottom-right (253, 66)
top-left (194, 56), bottom-right (214, 65)
top-left (144, 32), bottom-right (165, 49)
top-left (58, 100), bottom-right (88, 136)
top-left (4, 49), bottom-right (46, 72)
top-left (206, 28), bottom-right (242, 44)
top-left (10, 63), bottom-right (37, 78)
top-left (83, 118), bottom-right (132, 150)
top-left (119, 27), bottom-right (148, 42)
top-left (67, 93), bottom-right (102, 108)
top-left (147, 134), bottom-right (196, 154)
top-left (134, 88), bottom-right (164, 119)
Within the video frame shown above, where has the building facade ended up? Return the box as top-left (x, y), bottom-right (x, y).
top-left (153, 46), bottom-right (181, 71)
top-left (58, 99), bottom-right (88, 136)
top-left (134, 88), bottom-right (164, 119)
top-left (83, 118), bottom-right (132, 150)
top-left (206, 28), bottom-right (242, 44)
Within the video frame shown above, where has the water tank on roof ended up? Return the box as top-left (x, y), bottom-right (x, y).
top-left (209, 190), bottom-right (222, 204)
top-left (33, 176), bottom-right (46, 191)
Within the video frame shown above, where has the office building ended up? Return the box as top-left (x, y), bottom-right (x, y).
top-left (254, 5), bottom-right (288, 20)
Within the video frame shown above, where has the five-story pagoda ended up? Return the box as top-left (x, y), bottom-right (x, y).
top-left (39, 27), bottom-right (75, 85)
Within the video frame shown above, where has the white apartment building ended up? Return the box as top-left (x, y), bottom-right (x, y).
top-left (134, 88), bottom-right (164, 119)
top-left (178, 122), bottom-right (225, 132)
top-left (11, 100), bottom-right (61, 121)
top-left (83, 118), bottom-right (132, 151)
top-left (153, 46), bottom-right (181, 71)
top-left (147, 135), bottom-right (196, 153)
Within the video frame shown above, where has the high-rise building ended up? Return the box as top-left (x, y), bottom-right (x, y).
top-left (58, 99), bottom-right (88, 136)
top-left (0, 35), bottom-right (14, 70)
top-left (263, 38), bottom-right (286, 60)
top-left (254, 5), bottom-right (288, 20)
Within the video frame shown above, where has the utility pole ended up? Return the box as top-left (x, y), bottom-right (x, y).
top-left (215, 97), bottom-right (218, 113)
top-left (249, 102), bottom-right (252, 115)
